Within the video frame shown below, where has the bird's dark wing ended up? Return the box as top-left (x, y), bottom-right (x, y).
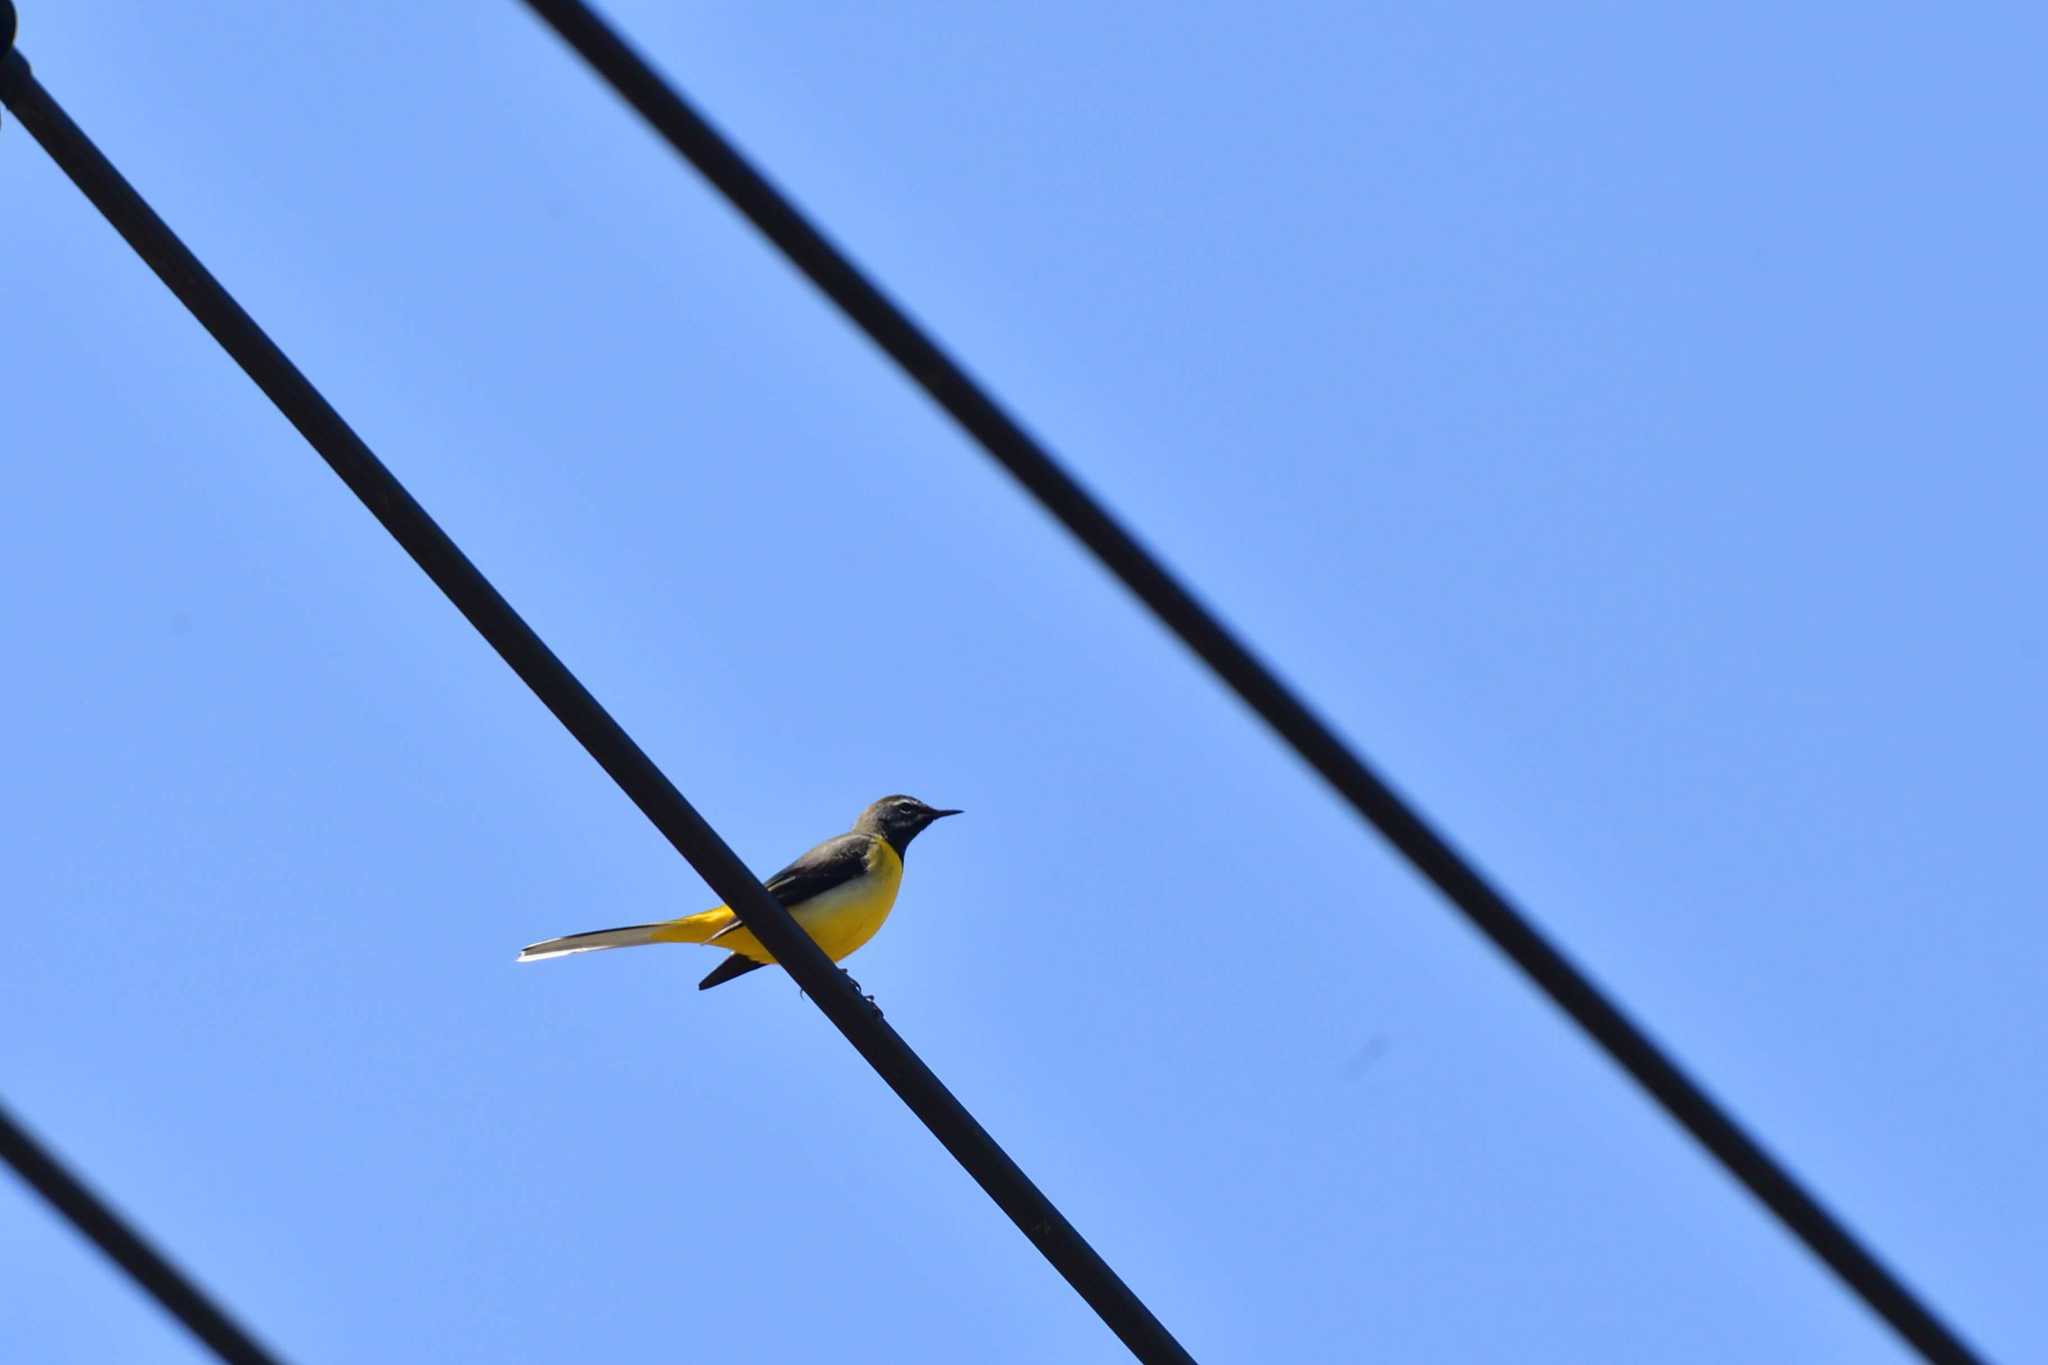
top-left (698, 954), bottom-right (767, 991)
top-left (762, 833), bottom-right (876, 908)
top-left (704, 832), bottom-right (875, 945)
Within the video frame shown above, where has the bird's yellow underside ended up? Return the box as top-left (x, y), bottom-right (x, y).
top-left (652, 837), bottom-right (905, 964)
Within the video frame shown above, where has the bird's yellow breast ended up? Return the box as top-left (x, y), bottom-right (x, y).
top-left (697, 837), bottom-right (904, 966)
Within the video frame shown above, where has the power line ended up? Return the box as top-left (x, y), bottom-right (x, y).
top-left (0, 1102), bottom-right (285, 1365)
top-left (0, 39), bottom-right (1194, 1365)
top-left (509, 4), bottom-right (1984, 1362)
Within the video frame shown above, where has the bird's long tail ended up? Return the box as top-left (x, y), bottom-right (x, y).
top-left (516, 912), bottom-right (723, 963)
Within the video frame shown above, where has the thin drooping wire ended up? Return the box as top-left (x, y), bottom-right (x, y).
top-left (510, 5), bottom-right (1983, 1362)
top-left (0, 47), bottom-right (1191, 1365)
top-left (0, 1103), bottom-right (285, 1365)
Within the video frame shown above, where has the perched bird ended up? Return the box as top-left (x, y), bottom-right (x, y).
top-left (516, 795), bottom-right (960, 990)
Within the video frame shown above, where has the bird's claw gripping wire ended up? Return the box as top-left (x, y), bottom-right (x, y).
top-left (794, 970), bottom-right (882, 1016)
top-left (840, 968), bottom-right (881, 1007)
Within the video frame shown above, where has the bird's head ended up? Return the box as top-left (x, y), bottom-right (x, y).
top-left (856, 794), bottom-right (961, 854)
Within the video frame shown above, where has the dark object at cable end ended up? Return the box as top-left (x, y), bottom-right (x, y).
top-left (0, 15), bottom-right (27, 128)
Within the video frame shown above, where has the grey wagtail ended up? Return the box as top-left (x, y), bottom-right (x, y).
top-left (516, 795), bottom-right (960, 990)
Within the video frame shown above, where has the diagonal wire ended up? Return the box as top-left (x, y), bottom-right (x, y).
top-left (0, 1102), bottom-right (285, 1365)
top-left (0, 41), bottom-right (1193, 1365)
top-left (509, 3), bottom-right (1984, 1361)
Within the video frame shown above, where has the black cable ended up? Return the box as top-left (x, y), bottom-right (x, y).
top-left (509, 4), bottom-right (1984, 1362)
top-left (0, 40), bottom-right (1193, 1365)
top-left (0, 1102), bottom-right (285, 1365)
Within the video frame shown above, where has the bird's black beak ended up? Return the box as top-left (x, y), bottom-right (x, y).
top-left (927, 808), bottom-right (963, 821)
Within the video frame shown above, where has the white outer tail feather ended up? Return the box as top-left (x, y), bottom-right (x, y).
top-left (516, 923), bottom-right (666, 962)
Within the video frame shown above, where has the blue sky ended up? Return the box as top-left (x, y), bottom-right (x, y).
top-left (4, 3), bottom-right (2044, 1360)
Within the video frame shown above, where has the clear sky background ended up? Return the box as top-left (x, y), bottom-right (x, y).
top-left (3, 4), bottom-right (2043, 1361)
